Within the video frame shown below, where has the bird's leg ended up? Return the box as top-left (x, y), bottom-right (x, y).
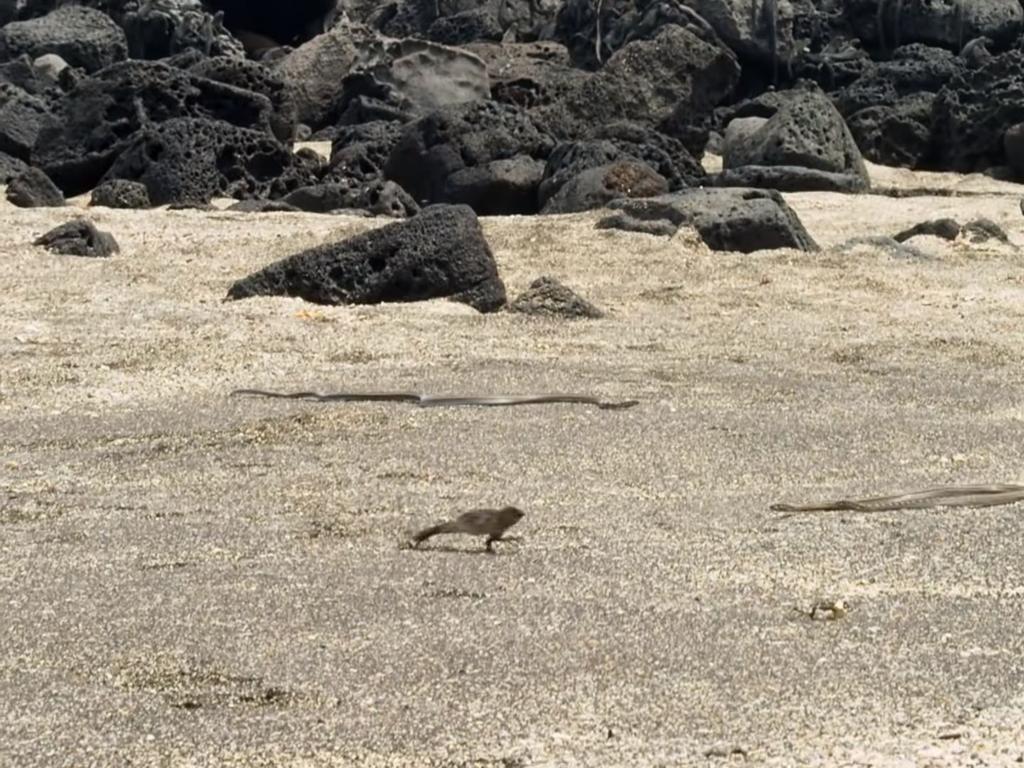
top-left (485, 535), bottom-right (500, 554)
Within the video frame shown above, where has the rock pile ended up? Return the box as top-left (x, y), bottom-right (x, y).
top-left (3, 1), bottom-right (1021, 306)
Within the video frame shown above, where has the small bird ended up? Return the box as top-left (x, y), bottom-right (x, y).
top-left (411, 506), bottom-right (525, 553)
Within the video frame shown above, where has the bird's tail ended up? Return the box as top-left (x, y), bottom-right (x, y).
top-left (412, 522), bottom-right (453, 545)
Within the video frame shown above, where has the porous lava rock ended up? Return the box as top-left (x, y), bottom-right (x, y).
top-left (6, 166), bottom-right (63, 207)
top-left (508, 276), bottom-right (604, 319)
top-left (225, 204), bottom-right (506, 312)
top-left (101, 117), bottom-right (318, 206)
top-left (0, 5), bottom-right (128, 73)
top-left (597, 188), bottom-right (818, 253)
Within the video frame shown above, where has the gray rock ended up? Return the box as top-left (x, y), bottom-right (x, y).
top-left (536, 25), bottom-right (739, 142)
top-left (0, 5), bottom-right (128, 73)
top-left (722, 84), bottom-right (870, 191)
top-left (35, 60), bottom-right (282, 196)
top-left (384, 100), bottom-right (553, 214)
top-left (370, 38), bottom-right (490, 114)
top-left (0, 81), bottom-right (55, 161)
top-left (444, 155), bottom-right (546, 216)
top-left (282, 179), bottom-right (418, 217)
top-left (90, 179), bottom-right (151, 209)
top-left (120, 0), bottom-right (244, 60)
top-left (508, 276), bottom-right (604, 319)
top-left (713, 165), bottom-right (870, 193)
top-left (225, 204), bottom-right (506, 313)
top-left (932, 49), bottom-right (1024, 171)
top-left (541, 160), bottom-right (668, 214)
top-left (101, 117), bottom-right (317, 206)
top-left (227, 199), bottom-right (302, 213)
top-left (6, 166), bottom-right (63, 207)
top-left (33, 218), bottom-right (118, 257)
top-left (188, 55), bottom-right (296, 142)
top-left (276, 19), bottom-right (389, 127)
top-left (0, 149), bottom-right (29, 183)
top-left (597, 187), bottom-right (818, 253)
top-left (847, 0), bottom-right (1021, 50)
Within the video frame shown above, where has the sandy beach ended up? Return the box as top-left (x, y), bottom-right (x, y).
top-left (2, 161), bottom-right (1024, 766)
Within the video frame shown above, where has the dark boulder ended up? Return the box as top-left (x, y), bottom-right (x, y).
top-left (326, 120), bottom-right (406, 185)
top-left (282, 179), bottom-right (418, 217)
top-left (535, 24), bottom-right (739, 151)
top-left (227, 199), bottom-right (302, 213)
top-left (90, 178), bottom-right (151, 209)
top-left (443, 155), bottom-right (547, 216)
top-left (508, 276), bottom-right (604, 319)
top-left (831, 44), bottom-right (960, 168)
top-left (120, 0), bottom-right (245, 60)
top-left (101, 117), bottom-right (318, 206)
top-left (721, 83), bottom-right (869, 191)
top-left (541, 160), bottom-right (668, 214)
top-left (597, 188), bottom-right (818, 253)
top-left (712, 165), bottom-right (869, 192)
top-left (0, 81), bottom-right (55, 161)
top-left (384, 100), bottom-right (554, 214)
top-left (932, 49), bottom-right (1024, 172)
top-left (845, 0), bottom-right (1021, 52)
top-left (187, 55), bottom-right (296, 141)
top-left (0, 5), bottom-right (127, 73)
top-left (427, 8), bottom-right (503, 46)
top-left (33, 217), bottom-right (119, 257)
top-left (844, 95), bottom-right (934, 169)
top-left (276, 18), bottom-right (389, 128)
top-left (594, 121), bottom-right (705, 189)
top-left (0, 149), bottom-right (29, 182)
top-left (226, 204), bottom-right (506, 312)
top-left (6, 166), bottom-right (63, 207)
top-left (34, 60), bottom-right (278, 196)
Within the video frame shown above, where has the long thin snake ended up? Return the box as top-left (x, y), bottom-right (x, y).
top-left (771, 483), bottom-right (1024, 513)
top-left (230, 388), bottom-right (640, 410)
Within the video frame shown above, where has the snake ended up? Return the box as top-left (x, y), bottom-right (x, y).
top-left (771, 483), bottom-right (1024, 513)
top-left (230, 388), bottom-right (639, 410)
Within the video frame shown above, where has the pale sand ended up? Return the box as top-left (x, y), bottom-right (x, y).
top-left (1, 162), bottom-right (1024, 766)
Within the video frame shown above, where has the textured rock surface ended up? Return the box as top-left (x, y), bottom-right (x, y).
top-left (34, 60), bottom-right (278, 195)
top-left (226, 204), bottom-right (506, 312)
top-left (102, 117), bottom-right (317, 206)
top-left (0, 5), bottom-right (128, 73)
top-left (33, 217), bottom-right (119, 257)
top-left (276, 19), bottom-right (388, 127)
top-left (90, 179), bottom-right (151, 209)
top-left (932, 50), bottom-right (1024, 172)
top-left (598, 187), bottom-right (818, 252)
top-left (0, 81), bottom-right (54, 161)
top-left (384, 100), bottom-right (554, 213)
top-left (537, 24), bottom-right (740, 144)
top-left (508, 275), bottom-right (604, 318)
top-left (0, 148), bottom-right (29, 182)
top-left (541, 160), bottom-right (668, 214)
top-left (6, 166), bottom-right (63, 207)
top-left (723, 84), bottom-right (869, 190)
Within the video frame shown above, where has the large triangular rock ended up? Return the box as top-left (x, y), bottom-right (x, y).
top-left (226, 204), bottom-right (506, 313)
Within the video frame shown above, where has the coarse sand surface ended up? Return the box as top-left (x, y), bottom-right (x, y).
top-left (2, 160), bottom-right (1024, 766)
